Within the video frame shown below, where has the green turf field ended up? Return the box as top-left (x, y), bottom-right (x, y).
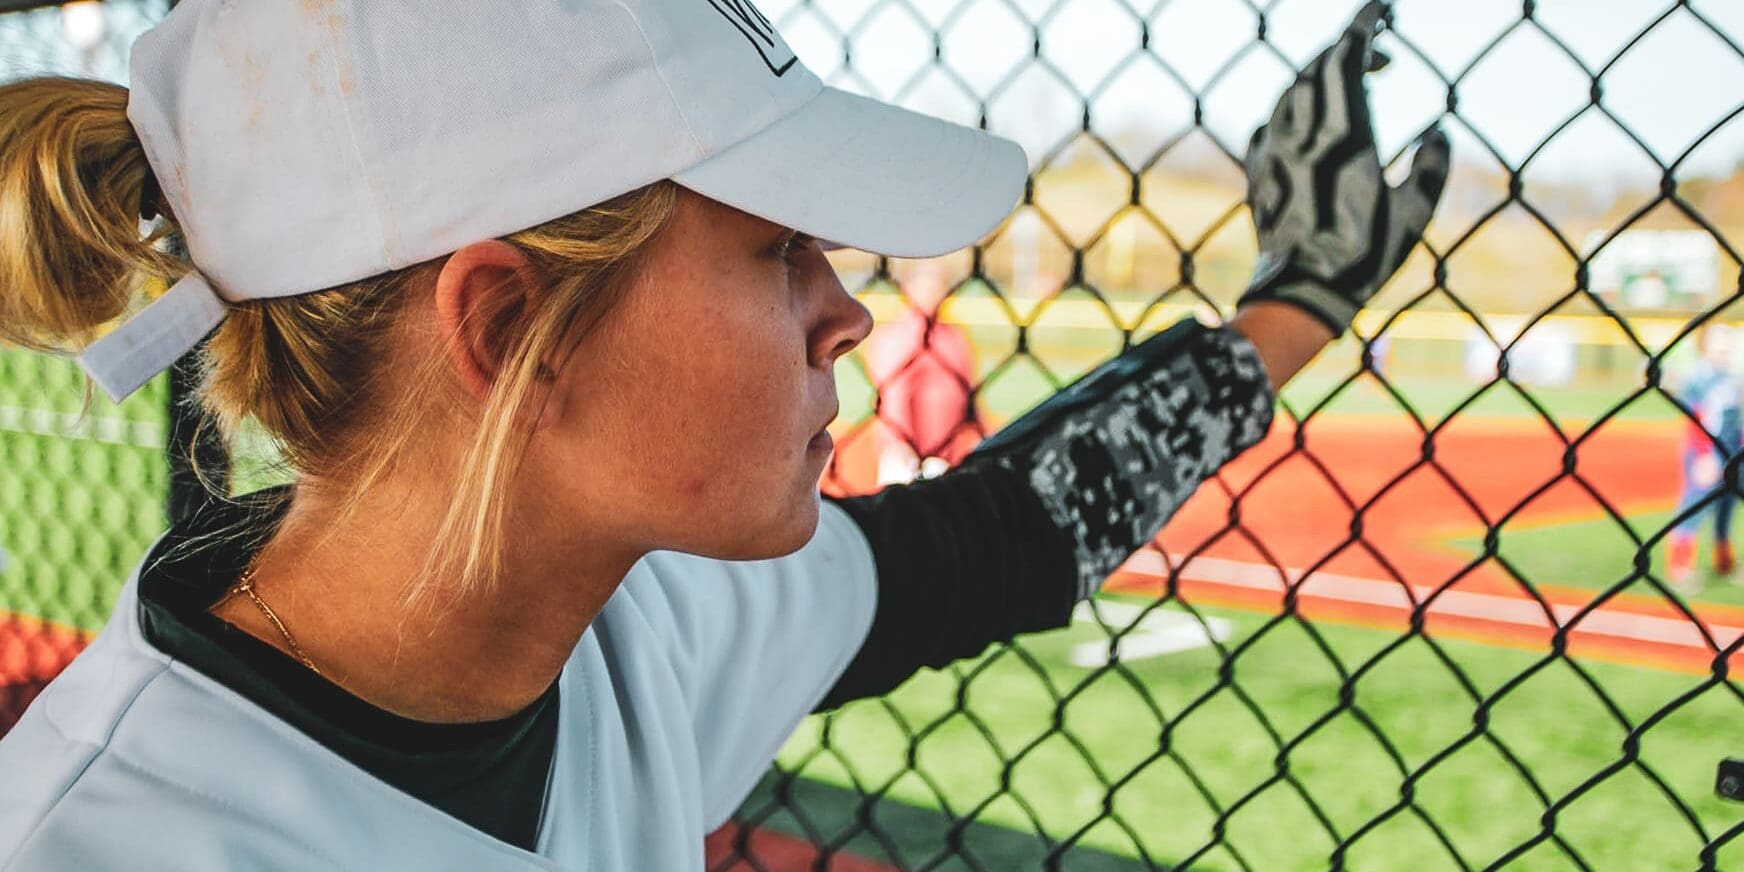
top-left (1276, 367), bottom-right (1681, 427)
top-left (1448, 509), bottom-right (1744, 609)
top-left (769, 601), bottom-right (1739, 870)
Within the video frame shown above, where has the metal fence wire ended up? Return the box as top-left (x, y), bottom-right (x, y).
top-left (0, 1), bottom-right (1741, 870)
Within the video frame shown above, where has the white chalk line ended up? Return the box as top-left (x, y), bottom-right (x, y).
top-left (1118, 551), bottom-right (1743, 655)
top-left (1068, 599), bottom-right (1233, 667)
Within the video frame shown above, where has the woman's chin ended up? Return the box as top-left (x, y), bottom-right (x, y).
top-left (752, 495), bottom-right (822, 559)
top-left (687, 494), bottom-right (820, 562)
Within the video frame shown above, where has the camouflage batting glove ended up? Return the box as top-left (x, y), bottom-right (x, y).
top-left (1240, 1), bottom-right (1452, 335)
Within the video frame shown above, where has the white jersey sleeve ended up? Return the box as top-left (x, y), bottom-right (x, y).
top-left (627, 500), bottom-right (878, 826)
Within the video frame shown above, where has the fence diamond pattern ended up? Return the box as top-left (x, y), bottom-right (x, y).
top-left (0, 1), bottom-right (1738, 870)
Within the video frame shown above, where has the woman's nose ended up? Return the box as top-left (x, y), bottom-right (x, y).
top-left (811, 261), bottom-right (873, 368)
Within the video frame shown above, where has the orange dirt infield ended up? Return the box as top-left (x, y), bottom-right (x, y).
top-left (827, 414), bottom-right (1744, 675)
top-left (706, 823), bottom-right (893, 871)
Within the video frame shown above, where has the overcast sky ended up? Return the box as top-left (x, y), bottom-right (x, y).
top-left (767, 0), bottom-right (1744, 182)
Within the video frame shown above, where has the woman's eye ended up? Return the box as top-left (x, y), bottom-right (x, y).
top-left (775, 233), bottom-right (815, 265)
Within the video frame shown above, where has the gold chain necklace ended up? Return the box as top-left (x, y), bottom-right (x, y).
top-left (215, 559), bottom-right (322, 677)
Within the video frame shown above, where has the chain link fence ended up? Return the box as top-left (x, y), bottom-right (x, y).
top-left (1, 1), bottom-right (1740, 869)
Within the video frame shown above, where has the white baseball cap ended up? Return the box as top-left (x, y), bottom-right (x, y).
top-left (79, 0), bottom-right (1028, 402)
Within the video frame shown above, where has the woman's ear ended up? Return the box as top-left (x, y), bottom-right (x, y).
top-left (434, 240), bottom-right (538, 401)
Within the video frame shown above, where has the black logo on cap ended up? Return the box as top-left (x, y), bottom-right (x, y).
top-left (706, 0), bottom-right (797, 77)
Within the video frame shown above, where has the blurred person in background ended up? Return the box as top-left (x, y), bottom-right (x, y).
top-left (864, 261), bottom-right (983, 485)
top-left (1667, 322), bottom-right (1744, 593)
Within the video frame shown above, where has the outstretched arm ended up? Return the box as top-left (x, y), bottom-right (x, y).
top-left (820, 1), bottom-right (1449, 708)
top-left (820, 319), bottom-right (1267, 708)
top-left (1231, 301), bottom-right (1334, 391)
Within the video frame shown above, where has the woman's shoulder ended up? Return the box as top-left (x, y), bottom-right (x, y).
top-left (1, 582), bottom-right (172, 747)
top-left (1, 607), bottom-right (553, 872)
top-left (0, 575), bottom-right (314, 865)
top-left (0, 606), bottom-right (180, 866)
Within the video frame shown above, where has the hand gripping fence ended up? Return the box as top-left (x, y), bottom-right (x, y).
top-left (0, 2), bottom-right (1740, 870)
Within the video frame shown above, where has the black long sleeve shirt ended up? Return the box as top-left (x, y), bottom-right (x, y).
top-left (819, 319), bottom-right (1275, 706)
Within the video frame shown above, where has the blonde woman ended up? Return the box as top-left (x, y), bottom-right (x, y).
top-left (0, 1), bottom-right (1443, 869)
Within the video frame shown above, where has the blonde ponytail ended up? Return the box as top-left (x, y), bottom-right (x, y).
top-left (0, 76), bottom-right (183, 352)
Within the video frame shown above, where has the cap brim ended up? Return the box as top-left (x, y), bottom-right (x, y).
top-left (672, 87), bottom-right (1028, 259)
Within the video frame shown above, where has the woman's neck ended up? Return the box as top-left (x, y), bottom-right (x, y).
top-left (211, 478), bottom-right (638, 724)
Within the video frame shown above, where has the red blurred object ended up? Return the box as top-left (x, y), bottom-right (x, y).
top-left (861, 265), bottom-right (982, 484)
top-left (706, 822), bottom-right (893, 871)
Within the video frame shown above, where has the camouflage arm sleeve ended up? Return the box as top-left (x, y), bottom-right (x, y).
top-left (966, 319), bottom-right (1276, 600)
top-left (817, 319), bottom-right (1274, 708)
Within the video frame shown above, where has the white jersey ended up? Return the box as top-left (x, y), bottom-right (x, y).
top-left (0, 503), bottom-right (878, 871)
